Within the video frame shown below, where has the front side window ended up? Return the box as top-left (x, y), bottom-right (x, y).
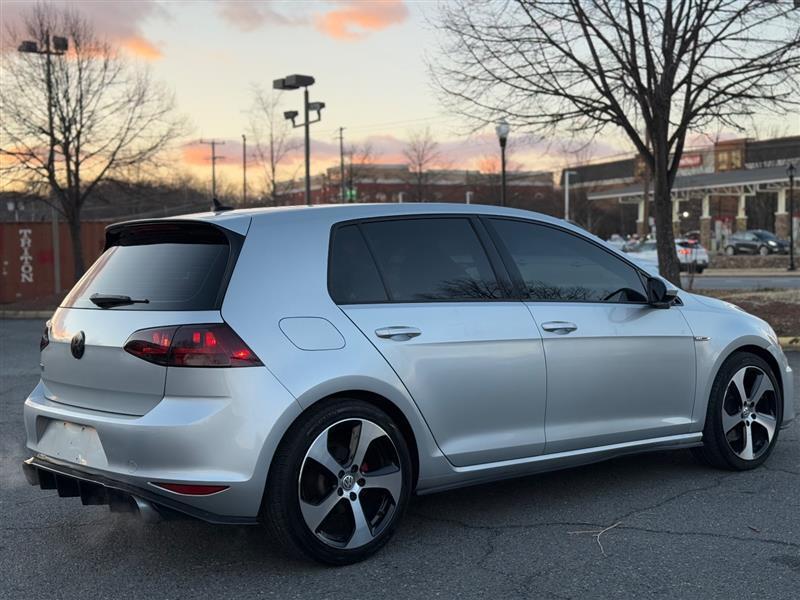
top-left (489, 219), bottom-right (647, 303)
top-left (359, 218), bottom-right (502, 302)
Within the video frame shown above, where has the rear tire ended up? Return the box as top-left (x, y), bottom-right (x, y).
top-left (692, 352), bottom-right (782, 470)
top-left (261, 398), bottom-right (412, 565)
top-left (725, 245), bottom-right (736, 256)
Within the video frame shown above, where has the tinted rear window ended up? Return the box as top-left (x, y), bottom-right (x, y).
top-left (359, 218), bottom-right (501, 302)
top-left (63, 223), bottom-right (235, 311)
top-left (328, 225), bottom-right (388, 304)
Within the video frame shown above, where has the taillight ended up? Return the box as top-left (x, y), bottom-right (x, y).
top-left (123, 324), bottom-right (262, 368)
top-left (40, 321), bottom-right (50, 351)
top-left (678, 248), bottom-right (691, 255)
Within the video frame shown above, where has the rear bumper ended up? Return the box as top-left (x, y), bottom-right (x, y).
top-left (23, 366), bottom-right (302, 519)
top-left (22, 456), bottom-right (257, 524)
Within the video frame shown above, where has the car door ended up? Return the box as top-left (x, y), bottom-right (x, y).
top-left (743, 232), bottom-right (759, 254)
top-left (330, 217), bottom-right (547, 467)
top-left (485, 218), bottom-right (696, 454)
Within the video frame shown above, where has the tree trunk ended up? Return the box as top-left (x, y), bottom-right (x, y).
top-left (67, 213), bottom-right (85, 279)
top-left (651, 156), bottom-right (681, 286)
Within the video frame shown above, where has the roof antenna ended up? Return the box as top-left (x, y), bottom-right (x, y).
top-left (211, 197), bottom-right (233, 212)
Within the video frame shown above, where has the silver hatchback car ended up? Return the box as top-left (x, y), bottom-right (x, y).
top-left (22, 204), bottom-right (794, 564)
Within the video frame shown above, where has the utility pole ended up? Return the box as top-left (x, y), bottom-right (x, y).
top-left (242, 134), bottom-right (247, 205)
top-left (338, 127), bottom-right (346, 202)
top-left (199, 139), bottom-right (226, 199)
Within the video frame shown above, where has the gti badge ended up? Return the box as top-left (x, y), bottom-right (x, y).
top-left (70, 331), bottom-right (86, 359)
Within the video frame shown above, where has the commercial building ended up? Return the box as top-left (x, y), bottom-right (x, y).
top-left (571, 136), bottom-right (799, 249)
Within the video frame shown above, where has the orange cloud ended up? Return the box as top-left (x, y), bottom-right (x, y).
top-left (123, 36), bottom-right (162, 60)
top-left (314, 1), bottom-right (409, 41)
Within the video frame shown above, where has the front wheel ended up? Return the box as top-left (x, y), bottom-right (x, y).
top-left (758, 245), bottom-right (770, 256)
top-left (725, 245), bottom-right (736, 256)
top-left (262, 399), bottom-right (412, 565)
top-left (693, 353), bottom-right (782, 470)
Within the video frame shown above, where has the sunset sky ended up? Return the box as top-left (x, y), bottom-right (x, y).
top-left (2, 0), bottom-right (797, 192)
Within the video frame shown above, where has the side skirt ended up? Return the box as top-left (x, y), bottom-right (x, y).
top-left (416, 433), bottom-right (703, 496)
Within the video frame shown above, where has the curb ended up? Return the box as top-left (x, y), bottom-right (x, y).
top-left (0, 310), bottom-right (53, 319)
top-left (778, 337), bottom-right (800, 351)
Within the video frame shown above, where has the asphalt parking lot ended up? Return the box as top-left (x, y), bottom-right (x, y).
top-left (2, 318), bottom-right (799, 599)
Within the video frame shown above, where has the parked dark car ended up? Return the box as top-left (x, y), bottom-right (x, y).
top-left (724, 230), bottom-right (789, 256)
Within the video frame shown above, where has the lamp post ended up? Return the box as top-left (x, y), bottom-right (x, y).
top-left (495, 119), bottom-right (510, 207)
top-left (18, 32), bottom-right (67, 295)
top-left (788, 163), bottom-right (796, 272)
top-left (564, 170), bottom-right (578, 221)
top-left (274, 74), bottom-right (324, 206)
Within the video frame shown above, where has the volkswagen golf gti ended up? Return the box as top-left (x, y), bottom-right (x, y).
top-left (22, 203), bottom-right (794, 564)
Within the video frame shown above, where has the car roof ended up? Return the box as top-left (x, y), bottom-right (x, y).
top-left (144, 202), bottom-right (600, 242)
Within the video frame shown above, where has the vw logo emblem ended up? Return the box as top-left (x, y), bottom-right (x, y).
top-left (341, 474), bottom-right (355, 490)
top-left (70, 331), bottom-right (86, 359)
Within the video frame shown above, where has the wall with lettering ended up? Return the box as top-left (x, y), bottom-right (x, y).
top-left (0, 222), bottom-right (107, 304)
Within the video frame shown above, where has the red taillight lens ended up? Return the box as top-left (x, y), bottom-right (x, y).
top-left (678, 248), bottom-right (691, 255)
top-left (124, 324), bottom-right (262, 368)
top-left (151, 482), bottom-right (229, 495)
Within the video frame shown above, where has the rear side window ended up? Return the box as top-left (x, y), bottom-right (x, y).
top-left (489, 219), bottom-right (646, 303)
top-left (359, 218), bottom-right (501, 302)
top-left (62, 223), bottom-right (237, 311)
top-left (329, 225), bottom-right (388, 304)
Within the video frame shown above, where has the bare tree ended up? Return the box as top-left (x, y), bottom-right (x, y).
top-left (403, 127), bottom-right (442, 202)
top-left (0, 3), bottom-right (185, 276)
top-left (248, 86), bottom-right (301, 205)
top-left (433, 1), bottom-right (800, 284)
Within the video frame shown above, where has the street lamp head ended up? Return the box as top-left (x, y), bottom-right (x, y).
top-left (17, 40), bottom-right (38, 53)
top-left (495, 119), bottom-right (510, 143)
top-left (308, 101), bottom-right (325, 111)
top-left (283, 110), bottom-right (299, 123)
top-left (274, 74), bottom-right (315, 90)
top-left (787, 163), bottom-right (796, 179)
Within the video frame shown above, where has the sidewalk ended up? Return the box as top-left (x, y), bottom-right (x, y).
top-left (699, 268), bottom-right (800, 277)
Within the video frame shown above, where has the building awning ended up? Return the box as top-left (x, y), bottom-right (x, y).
top-left (588, 165), bottom-right (793, 201)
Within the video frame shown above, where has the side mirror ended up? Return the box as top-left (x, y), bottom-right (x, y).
top-left (646, 277), bottom-right (678, 308)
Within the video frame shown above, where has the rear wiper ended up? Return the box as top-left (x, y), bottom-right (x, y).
top-left (89, 293), bottom-right (150, 309)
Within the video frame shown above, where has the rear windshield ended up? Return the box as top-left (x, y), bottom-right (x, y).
top-left (62, 223), bottom-right (238, 311)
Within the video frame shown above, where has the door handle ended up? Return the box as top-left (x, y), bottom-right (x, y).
top-left (375, 326), bottom-right (422, 341)
top-left (541, 321), bottom-right (578, 334)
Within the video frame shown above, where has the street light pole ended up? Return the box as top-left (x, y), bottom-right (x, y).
top-left (304, 86), bottom-right (311, 205)
top-left (788, 163), bottom-right (796, 272)
top-left (18, 32), bottom-right (67, 295)
top-left (495, 119), bottom-right (510, 207)
top-left (338, 127), bottom-right (346, 202)
top-left (274, 74), bottom-right (324, 207)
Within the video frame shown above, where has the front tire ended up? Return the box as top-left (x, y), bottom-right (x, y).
top-left (725, 245), bottom-right (736, 256)
top-left (262, 398), bottom-right (412, 565)
top-left (693, 352), bottom-right (782, 470)
top-left (758, 245), bottom-right (770, 256)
